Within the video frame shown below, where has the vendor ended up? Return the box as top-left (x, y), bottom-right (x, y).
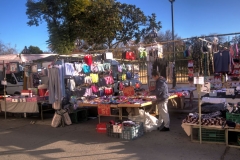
top-left (150, 70), bottom-right (170, 131)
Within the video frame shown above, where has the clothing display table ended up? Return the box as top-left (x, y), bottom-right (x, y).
top-left (78, 101), bottom-right (153, 122)
top-left (1, 101), bottom-right (39, 113)
top-left (202, 94), bottom-right (240, 104)
top-left (0, 100), bottom-right (51, 121)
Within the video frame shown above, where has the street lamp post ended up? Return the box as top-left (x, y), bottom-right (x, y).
top-left (169, 0), bottom-right (176, 88)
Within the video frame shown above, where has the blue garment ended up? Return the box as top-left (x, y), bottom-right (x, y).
top-left (214, 50), bottom-right (230, 73)
top-left (126, 71), bottom-right (132, 79)
top-left (65, 63), bottom-right (75, 76)
top-left (82, 64), bottom-right (90, 73)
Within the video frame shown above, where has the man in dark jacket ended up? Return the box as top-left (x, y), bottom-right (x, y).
top-left (150, 70), bottom-right (170, 131)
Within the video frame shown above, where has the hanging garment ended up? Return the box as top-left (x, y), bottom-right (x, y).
top-left (74, 63), bottom-right (82, 73)
top-left (48, 67), bottom-right (63, 104)
top-left (126, 71), bottom-right (132, 80)
top-left (65, 63), bottom-right (75, 76)
top-left (90, 73), bottom-right (99, 83)
top-left (103, 63), bottom-right (111, 71)
top-left (84, 55), bottom-right (93, 66)
top-left (98, 77), bottom-right (107, 87)
top-left (91, 63), bottom-right (99, 73)
top-left (67, 78), bottom-right (75, 91)
top-left (84, 87), bottom-right (92, 97)
top-left (126, 51), bottom-right (135, 60)
top-left (122, 74), bottom-right (126, 81)
top-left (192, 40), bottom-right (203, 74)
top-left (72, 88), bottom-right (86, 97)
top-left (74, 76), bottom-right (85, 86)
top-left (133, 64), bottom-right (139, 72)
top-left (118, 65), bottom-right (122, 72)
top-left (139, 49), bottom-right (147, 59)
top-left (214, 50), bottom-right (230, 73)
top-left (84, 76), bottom-right (92, 84)
top-left (91, 85), bottom-right (99, 94)
top-left (105, 87), bottom-right (113, 95)
top-left (113, 82), bottom-right (119, 93)
top-left (104, 75), bottom-right (114, 85)
top-left (82, 63), bottom-right (90, 74)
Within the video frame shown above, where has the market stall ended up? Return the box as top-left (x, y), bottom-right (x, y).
top-left (181, 37), bottom-right (240, 148)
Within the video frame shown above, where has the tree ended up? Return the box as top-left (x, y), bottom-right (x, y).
top-left (26, 0), bottom-right (162, 54)
top-left (0, 41), bottom-right (17, 54)
top-left (155, 30), bottom-right (182, 59)
top-left (111, 4), bottom-right (161, 48)
top-left (21, 45), bottom-right (43, 54)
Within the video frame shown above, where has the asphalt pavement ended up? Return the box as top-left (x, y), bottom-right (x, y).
top-left (0, 107), bottom-right (240, 160)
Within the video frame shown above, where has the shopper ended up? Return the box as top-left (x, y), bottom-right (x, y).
top-left (150, 70), bottom-right (170, 131)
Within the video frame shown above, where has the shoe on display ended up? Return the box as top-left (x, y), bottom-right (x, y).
top-left (160, 127), bottom-right (170, 131)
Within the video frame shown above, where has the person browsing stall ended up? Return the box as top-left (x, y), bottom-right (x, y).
top-left (150, 70), bottom-right (170, 131)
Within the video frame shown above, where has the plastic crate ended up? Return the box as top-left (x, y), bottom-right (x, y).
top-left (192, 127), bottom-right (225, 143)
top-left (106, 124), bottom-right (120, 138)
top-left (96, 123), bottom-right (107, 133)
top-left (120, 121), bottom-right (144, 140)
top-left (226, 112), bottom-right (240, 123)
top-left (69, 109), bottom-right (88, 123)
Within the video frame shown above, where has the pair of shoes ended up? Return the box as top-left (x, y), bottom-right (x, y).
top-left (160, 127), bottom-right (170, 131)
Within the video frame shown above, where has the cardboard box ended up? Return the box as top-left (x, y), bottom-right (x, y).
top-left (26, 97), bottom-right (37, 102)
top-left (5, 97), bottom-right (12, 102)
top-left (12, 98), bottom-right (19, 102)
top-left (19, 98), bottom-right (26, 102)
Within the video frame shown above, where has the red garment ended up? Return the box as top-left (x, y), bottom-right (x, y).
top-left (126, 51), bottom-right (135, 60)
top-left (84, 55), bottom-right (93, 66)
top-left (105, 88), bottom-right (113, 95)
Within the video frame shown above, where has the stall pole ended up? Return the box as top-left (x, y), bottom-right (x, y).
top-left (197, 83), bottom-right (202, 144)
top-left (3, 60), bottom-right (7, 119)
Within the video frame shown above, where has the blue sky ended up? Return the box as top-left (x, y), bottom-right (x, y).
top-left (0, 0), bottom-right (240, 53)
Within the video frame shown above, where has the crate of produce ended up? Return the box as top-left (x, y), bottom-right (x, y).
top-left (96, 123), bottom-right (107, 133)
top-left (226, 112), bottom-right (240, 123)
top-left (120, 121), bottom-right (144, 140)
top-left (69, 108), bottom-right (88, 123)
top-left (106, 124), bottom-right (120, 138)
top-left (191, 127), bottom-right (225, 143)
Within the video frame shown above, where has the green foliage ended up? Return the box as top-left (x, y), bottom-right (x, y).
top-left (21, 45), bottom-right (43, 54)
top-left (26, 0), bottom-right (162, 53)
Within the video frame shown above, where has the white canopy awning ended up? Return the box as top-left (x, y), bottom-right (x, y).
top-left (20, 54), bottom-right (58, 63)
top-left (0, 54), bottom-right (21, 63)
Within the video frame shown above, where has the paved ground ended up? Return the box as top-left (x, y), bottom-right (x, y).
top-left (0, 105), bottom-right (240, 160)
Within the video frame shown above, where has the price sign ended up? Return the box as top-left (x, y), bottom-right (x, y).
top-left (123, 86), bottom-right (135, 96)
top-left (194, 77), bottom-right (204, 84)
top-left (98, 104), bottom-right (111, 116)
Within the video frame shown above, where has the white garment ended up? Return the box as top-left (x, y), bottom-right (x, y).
top-left (74, 63), bottom-right (82, 73)
top-left (157, 99), bottom-right (170, 128)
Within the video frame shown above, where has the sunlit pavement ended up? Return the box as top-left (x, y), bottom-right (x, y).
top-left (0, 109), bottom-right (240, 160)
